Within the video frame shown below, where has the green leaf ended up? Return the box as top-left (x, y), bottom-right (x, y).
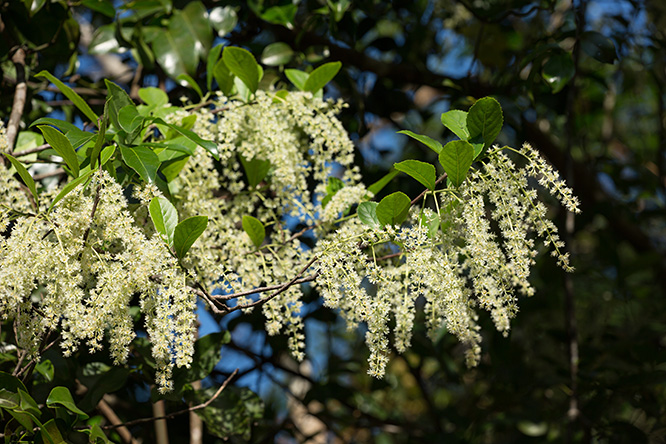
top-left (303, 61), bottom-right (342, 93)
top-left (209, 6), bottom-right (238, 37)
top-left (440, 110), bottom-right (470, 140)
top-left (80, 145), bottom-right (115, 176)
top-left (78, 366), bottom-right (129, 412)
top-left (90, 102), bottom-right (109, 169)
top-left (8, 409), bottom-right (34, 431)
top-left (261, 42), bottom-right (294, 66)
top-left (419, 210), bottom-right (440, 239)
top-left (3, 153), bottom-right (38, 204)
top-left (35, 71), bottom-right (99, 125)
top-left (0, 371), bottom-right (28, 394)
top-left (15, 131), bottom-right (44, 153)
top-left (285, 69), bottom-right (308, 91)
top-left (223, 46), bottom-right (260, 94)
top-left (104, 80), bottom-right (134, 135)
top-left (206, 44), bottom-right (224, 91)
top-left (176, 73), bottom-right (204, 99)
top-left (42, 419), bottom-right (67, 443)
top-left (48, 170), bottom-right (95, 213)
top-left (394, 159), bottom-right (436, 191)
top-left (87, 423), bottom-right (111, 443)
top-left (46, 387), bottom-right (88, 418)
top-left (118, 104), bottom-right (143, 134)
top-left (82, 0), bottom-right (115, 17)
top-left (34, 359), bottom-right (54, 382)
top-left (213, 57), bottom-right (235, 96)
top-left (321, 177), bottom-right (345, 208)
top-left (151, 19), bottom-right (198, 78)
top-left (18, 389), bottom-right (41, 418)
top-left (357, 201), bottom-right (380, 227)
top-left (149, 196), bottom-right (178, 246)
top-left (139, 87), bottom-right (168, 108)
top-left (188, 385), bottom-right (263, 441)
top-left (367, 170), bottom-right (399, 196)
top-left (185, 331), bottom-right (229, 381)
top-left (29, 117), bottom-right (79, 134)
top-left (257, 4), bottom-right (297, 27)
top-left (173, 216), bottom-right (208, 259)
top-left (242, 215), bottom-right (265, 249)
top-left (397, 130), bottom-right (442, 154)
top-left (240, 155), bottom-right (271, 188)
top-left (38, 125), bottom-right (80, 177)
top-left (376, 192), bottom-right (411, 226)
top-left (120, 144), bottom-right (160, 183)
top-left (178, 1), bottom-right (212, 60)
top-left (581, 31), bottom-right (617, 64)
top-left (149, 117), bottom-right (219, 160)
top-left (438, 140), bottom-right (474, 187)
top-left (88, 24), bottom-right (119, 54)
top-left (0, 389), bottom-right (19, 409)
top-left (541, 52), bottom-right (575, 94)
top-left (466, 97), bottom-right (503, 155)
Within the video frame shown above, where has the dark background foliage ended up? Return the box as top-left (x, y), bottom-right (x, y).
top-left (1, 0), bottom-right (665, 442)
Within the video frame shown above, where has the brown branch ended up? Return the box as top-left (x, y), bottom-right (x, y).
top-left (103, 369), bottom-right (239, 430)
top-left (33, 168), bottom-right (66, 181)
top-left (11, 144), bottom-right (51, 157)
top-left (411, 173), bottom-right (448, 206)
top-left (6, 47), bottom-right (27, 152)
top-left (212, 273), bottom-right (318, 302)
top-left (97, 397), bottom-right (139, 444)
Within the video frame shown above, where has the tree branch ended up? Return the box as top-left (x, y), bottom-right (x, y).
top-left (6, 47), bottom-right (28, 152)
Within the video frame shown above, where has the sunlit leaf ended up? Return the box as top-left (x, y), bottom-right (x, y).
top-left (376, 192), bottom-right (411, 226)
top-left (242, 215), bottom-right (265, 248)
top-left (438, 140), bottom-right (474, 187)
top-left (173, 216), bottom-right (208, 258)
top-left (394, 159), bottom-right (436, 190)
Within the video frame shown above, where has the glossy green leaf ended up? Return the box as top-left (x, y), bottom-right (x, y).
top-left (206, 44), bottom-right (224, 91)
top-left (376, 192), bottom-right (411, 226)
top-left (257, 4), bottom-right (297, 27)
top-left (82, 0), bottom-right (115, 17)
top-left (0, 389), bottom-right (19, 409)
top-left (104, 80), bottom-right (134, 135)
top-left (120, 144), bottom-right (159, 183)
top-left (303, 61), bottom-right (342, 93)
top-left (18, 389), bottom-right (41, 418)
top-left (0, 371), bottom-right (28, 394)
top-left (240, 155), bottom-right (271, 188)
top-left (139, 87), bottom-right (168, 108)
top-left (149, 196), bottom-right (178, 246)
top-left (441, 110), bottom-right (470, 140)
top-left (209, 6), bottom-right (238, 37)
top-left (466, 97), bottom-right (503, 155)
top-left (48, 170), bottom-right (95, 213)
top-left (397, 130), bottom-right (443, 154)
top-left (261, 42), bottom-right (294, 66)
top-left (151, 19), bottom-right (198, 78)
top-left (173, 216), bottom-right (208, 258)
top-left (35, 71), bottom-right (99, 125)
top-left (213, 57), bottom-right (235, 96)
top-left (285, 69), bottom-right (308, 91)
top-left (438, 140), bottom-right (474, 187)
top-left (367, 170), bottom-right (399, 196)
top-left (66, 128), bottom-right (95, 151)
top-left (357, 201), bottom-right (380, 227)
top-left (242, 215), bottom-right (265, 248)
top-left (87, 423), bottom-right (111, 443)
top-left (223, 46), bottom-right (260, 94)
top-left (541, 52), bottom-right (575, 94)
top-left (80, 145), bottom-right (115, 176)
top-left (176, 73), bottom-right (204, 99)
top-left (581, 31), bottom-right (617, 64)
top-left (394, 159), bottom-right (436, 191)
top-left (3, 153), bottom-right (38, 204)
top-left (46, 386), bottom-right (88, 418)
top-left (177, 1), bottom-right (212, 60)
top-left (38, 125), bottom-right (79, 177)
top-left (88, 24), bottom-right (119, 54)
top-left (8, 409), bottom-right (34, 430)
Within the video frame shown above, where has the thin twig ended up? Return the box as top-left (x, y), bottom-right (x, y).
top-left (33, 168), bottom-right (66, 180)
top-left (103, 369), bottom-right (239, 430)
top-left (6, 47), bottom-right (27, 152)
top-left (211, 273), bottom-right (318, 302)
top-left (97, 397), bottom-right (139, 444)
top-left (11, 144), bottom-right (51, 157)
top-left (411, 173), bottom-right (447, 206)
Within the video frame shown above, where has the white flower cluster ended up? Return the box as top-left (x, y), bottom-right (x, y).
top-left (0, 167), bottom-right (195, 393)
top-left (313, 145), bottom-right (579, 377)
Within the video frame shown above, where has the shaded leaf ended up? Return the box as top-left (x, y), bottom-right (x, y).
top-left (177, 1), bottom-right (212, 60)
top-left (223, 46), bottom-right (260, 94)
top-left (242, 215), bottom-right (265, 248)
top-left (209, 6), bottom-right (238, 37)
top-left (213, 57), bottom-right (235, 96)
top-left (581, 31), bottom-right (617, 64)
top-left (35, 71), bottom-right (99, 125)
top-left (357, 201), bottom-right (380, 227)
top-left (173, 216), bottom-right (208, 258)
top-left (38, 125), bottom-right (80, 177)
top-left (441, 109), bottom-right (470, 140)
top-left (46, 387), bottom-right (88, 418)
top-left (120, 144), bottom-right (160, 183)
top-left (285, 69), bottom-right (308, 91)
top-left (176, 73), bottom-right (203, 99)
top-left (206, 44), bottom-right (224, 91)
top-left (3, 153), bottom-right (38, 204)
top-left (189, 386), bottom-right (263, 440)
top-left (419, 210), bottom-right (440, 239)
top-left (261, 42), bottom-right (294, 66)
top-left (240, 155), bottom-right (271, 188)
top-left (48, 170), bottom-right (95, 213)
top-left (466, 97), bottom-right (503, 155)
top-left (104, 80), bottom-right (134, 136)
top-left (542, 52), bottom-right (575, 94)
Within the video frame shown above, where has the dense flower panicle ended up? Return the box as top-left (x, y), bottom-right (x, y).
top-left (0, 96), bottom-right (579, 386)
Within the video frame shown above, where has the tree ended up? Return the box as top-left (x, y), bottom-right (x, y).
top-left (1, 1), bottom-right (664, 442)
